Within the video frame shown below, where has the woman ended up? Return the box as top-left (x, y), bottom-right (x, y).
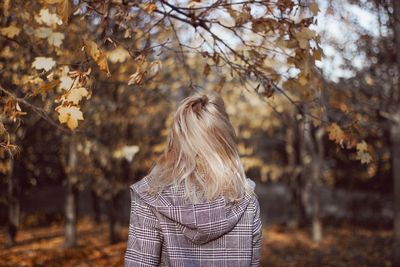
top-left (124, 91), bottom-right (262, 267)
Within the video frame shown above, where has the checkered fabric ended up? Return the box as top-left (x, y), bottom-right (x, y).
top-left (124, 175), bottom-right (262, 267)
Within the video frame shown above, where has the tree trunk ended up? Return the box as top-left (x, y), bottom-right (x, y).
top-left (108, 193), bottom-right (121, 244)
top-left (301, 110), bottom-right (324, 242)
top-left (392, 0), bottom-right (400, 263)
top-left (310, 127), bottom-right (324, 243)
top-left (391, 115), bottom-right (400, 266)
top-left (64, 136), bottom-right (78, 248)
top-left (287, 116), bottom-right (306, 228)
top-left (91, 190), bottom-right (101, 223)
top-left (7, 158), bottom-right (19, 245)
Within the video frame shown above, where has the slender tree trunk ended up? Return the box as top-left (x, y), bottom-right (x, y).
top-left (391, 114), bottom-right (400, 266)
top-left (64, 136), bottom-right (78, 248)
top-left (310, 127), bottom-right (324, 243)
top-left (91, 190), bottom-right (101, 223)
top-left (108, 193), bottom-right (121, 244)
top-left (301, 109), bottom-right (324, 242)
top-left (7, 159), bottom-right (19, 245)
top-left (392, 0), bottom-right (400, 264)
top-left (287, 116), bottom-right (306, 228)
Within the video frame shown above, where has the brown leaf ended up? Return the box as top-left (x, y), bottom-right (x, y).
top-left (84, 40), bottom-right (111, 76)
top-left (203, 64), bottom-right (211, 76)
top-left (143, 3), bottom-right (157, 14)
top-left (32, 80), bottom-right (60, 96)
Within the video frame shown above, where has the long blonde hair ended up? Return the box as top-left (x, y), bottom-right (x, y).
top-left (147, 91), bottom-right (253, 203)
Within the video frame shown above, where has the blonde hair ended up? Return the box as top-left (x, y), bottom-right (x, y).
top-left (147, 91), bottom-right (253, 203)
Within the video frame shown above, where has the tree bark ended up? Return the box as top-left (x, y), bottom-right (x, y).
top-left (64, 136), bottom-right (78, 248)
top-left (7, 158), bottom-right (19, 246)
top-left (391, 114), bottom-right (400, 266)
top-left (91, 190), bottom-right (101, 223)
top-left (392, 0), bottom-right (400, 264)
top-left (108, 193), bottom-right (121, 244)
top-left (287, 116), bottom-right (306, 228)
top-left (301, 110), bottom-right (324, 242)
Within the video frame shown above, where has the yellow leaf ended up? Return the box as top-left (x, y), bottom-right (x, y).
top-left (356, 140), bottom-right (368, 152)
top-left (0, 25), bottom-right (21, 38)
top-left (56, 105), bottom-right (84, 130)
top-left (84, 40), bottom-right (111, 76)
top-left (65, 87), bottom-right (89, 104)
top-left (34, 27), bottom-right (64, 47)
top-left (356, 150), bottom-right (372, 164)
top-left (59, 76), bottom-right (74, 90)
top-left (327, 123), bottom-right (346, 145)
top-left (35, 8), bottom-right (63, 26)
top-left (32, 57), bottom-right (56, 72)
top-left (106, 46), bottom-right (130, 63)
top-left (309, 3), bottom-right (320, 16)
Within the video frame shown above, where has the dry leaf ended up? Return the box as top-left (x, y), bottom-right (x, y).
top-left (106, 46), bottom-right (130, 63)
top-left (32, 57), bottom-right (56, 72)
top-left (35, 8), bottom-right (63, 26)
top-left (65, 87), bottom-right (89, 104)
top-left (143, 3), bottom-right (157, 14)
top-left (327, 123), bottom-right (346, 145)
top-left (84, 40), bottom-right (111, 76)
top-left (56, 105), bottom-right (84, 130)
top-left (0, 25), bottom-right (21, 38)
top-left (33, 80), bottom-right (60, 96)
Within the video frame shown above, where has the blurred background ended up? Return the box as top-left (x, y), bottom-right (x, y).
top-left (0, 0), bottom-right (398, 266)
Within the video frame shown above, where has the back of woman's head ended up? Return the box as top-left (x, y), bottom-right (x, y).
top-left (148, 91), bottom-right (253, 203)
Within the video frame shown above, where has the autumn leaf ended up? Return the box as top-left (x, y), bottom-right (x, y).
top-left (0, 25), bottom-right (21, 38)
top-left (142, 3), bottom-right (157, 14)
top-left (35, 8), bottom-right (63, 26)
top-left (149, 60), bottom-right (162, 75)
top-left (32, 57), bottom-right (56, 72)
top-left (355, 140), bottom-right (372, 164)
top-left (34, 27), bottom-right (65, 47)
top-left (59, 76), bottom-right (74, 90)
top-left (56, 105), bottom-right (84, 130)
top-left (294, 27), bottom-right (316, 49)
top-left (65, 87), bottom-right (89, 105)
top-left (327, 123), bottom-right (346, 145)
top-left (128, 69), bottom-right (147, 85)
top-left (84, 40), bottom-right (111, 76)
top-left (32, 80), bottom-right (60, 96)
top-left (106, 47), bottom-right (130, 64)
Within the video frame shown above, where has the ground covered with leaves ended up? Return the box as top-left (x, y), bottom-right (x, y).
top-left (0, 219), bottom-right (392, 267)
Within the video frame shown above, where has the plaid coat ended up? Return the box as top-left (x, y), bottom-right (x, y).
top-left (124, 175), bottom-right (262, 267)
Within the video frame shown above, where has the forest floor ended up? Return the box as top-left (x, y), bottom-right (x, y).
top-left (0, 218), bottom-right (392, 267)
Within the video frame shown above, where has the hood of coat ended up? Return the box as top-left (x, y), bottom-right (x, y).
top-left (131, 176), bottom-right (255, 245)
